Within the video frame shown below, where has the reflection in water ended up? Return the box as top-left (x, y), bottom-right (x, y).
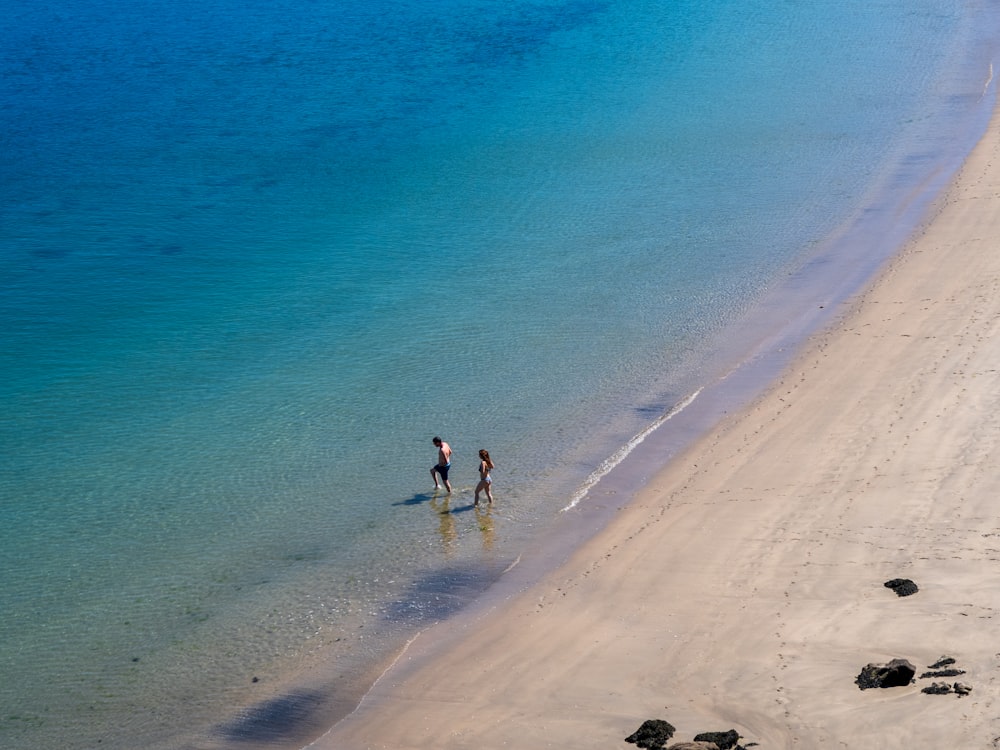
top-left (427, 493), bottom-right (496, 556)
top-left (475, 505), bottom-right (494, 552)
top-left (429, 494), bottom-right (457, 555)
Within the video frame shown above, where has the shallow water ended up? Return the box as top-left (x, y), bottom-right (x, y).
top-left (1, 0), bottom-right (995, 747)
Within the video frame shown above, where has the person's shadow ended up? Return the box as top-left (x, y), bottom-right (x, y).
top-left (444, 501), bottom-right (477, 514)
top-left (392, 492), bottom-right (435, 507)
top-left (394, 490), bottom-right (477, 513)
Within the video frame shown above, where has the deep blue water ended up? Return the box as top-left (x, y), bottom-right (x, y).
top-left (1, 0), bottom-right (995, 747)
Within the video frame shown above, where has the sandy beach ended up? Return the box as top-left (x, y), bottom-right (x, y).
top-left (308, 90), bottom-right (1000, 749)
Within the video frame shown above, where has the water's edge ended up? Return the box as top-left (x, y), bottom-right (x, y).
top-left (289, 39), bottom-right (1000, 750)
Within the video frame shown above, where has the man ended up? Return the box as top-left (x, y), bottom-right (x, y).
top-left (430, 436), bottom-right (452, 493)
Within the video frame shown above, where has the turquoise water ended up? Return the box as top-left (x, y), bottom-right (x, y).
top-left (1, 1), bottom-right (995, 747)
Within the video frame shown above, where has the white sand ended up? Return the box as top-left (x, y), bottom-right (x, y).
top-left (309, 96), bottom-right (1000, 750)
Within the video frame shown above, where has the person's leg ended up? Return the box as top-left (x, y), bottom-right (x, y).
top-left (431, 466), bottom-right (440, 489)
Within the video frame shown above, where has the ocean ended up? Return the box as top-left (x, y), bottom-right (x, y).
top-left (1, 0), bottom-right (996, 747)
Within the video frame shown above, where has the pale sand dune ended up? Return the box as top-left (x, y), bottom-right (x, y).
top-left (309, 102), bottom-right (1000, 749)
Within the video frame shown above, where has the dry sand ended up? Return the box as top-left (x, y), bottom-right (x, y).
top-left (309, 99), bottom-right (1000, 750)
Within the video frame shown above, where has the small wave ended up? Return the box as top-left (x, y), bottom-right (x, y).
top-left (561, 388), bottom-right (703, 512)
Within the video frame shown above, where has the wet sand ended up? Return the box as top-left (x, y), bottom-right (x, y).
top-left (307, 90), bottom-right (1000, 750)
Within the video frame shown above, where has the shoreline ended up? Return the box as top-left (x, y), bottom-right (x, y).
top-left (305, 65), bottom-right (1000, 750)
top-left (5, 6), bottom-right (997, 750)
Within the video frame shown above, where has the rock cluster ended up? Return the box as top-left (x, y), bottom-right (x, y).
top-left (693, 730), bottom-right (741, 749)
top-left (883, 578), bottom-right (918, 597)
top-left (859, 582), bottom-right (976, 698)
top-left (625, 719), bottom-right (676, 749)
top-left (922, 681), bottom-right (972, 696)
top-left (625, 720), bottom-right (752, 750)
top-left (855, 658), bottom-right (915, 689)
top-left (919, 655), bottom-right (965, 679)
top-left (855, 654), bottom-right (973, 697)
top-left (918, 656), bottom-right (972, 697)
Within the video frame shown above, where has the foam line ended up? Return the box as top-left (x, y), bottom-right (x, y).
top-left (561, 388), bottom-right (703, 512)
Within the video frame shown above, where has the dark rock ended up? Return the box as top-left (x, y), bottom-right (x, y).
top-left (954, 682), bottom-right (973, 696)
top-left (928, 656), bottom-right (956, 669)
top-left (922, 682), bottom-right (953, 695)
top-left (856, 658), bottom-right (916, 689)
top-left (884, 578), bottom-right (919, 597)
top-left (626, 719), bottom-right (676, 750)
top-left (693, 729), bottom-right (740, 749)
top-left (920, 668), bottom-right (965, 679)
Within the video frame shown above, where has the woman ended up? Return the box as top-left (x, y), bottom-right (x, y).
top-left (474, 449), bottom-right (495, 506)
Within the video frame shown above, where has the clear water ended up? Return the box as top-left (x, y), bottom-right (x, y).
top-left (1, 0), bottom-right (994, 747)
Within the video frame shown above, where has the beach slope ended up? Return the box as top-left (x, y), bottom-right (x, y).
top-left (309, 101), bottom-right (1000, 750)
